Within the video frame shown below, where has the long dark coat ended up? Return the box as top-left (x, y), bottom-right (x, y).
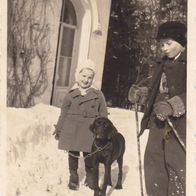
top-left (140, 50), bottom-right (186, 142)
top-left (140, 51), bottom-right (186, 196)
top-left (56, 87), bottom-right (108, 152)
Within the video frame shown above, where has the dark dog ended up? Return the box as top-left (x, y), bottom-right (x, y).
top-left (90, 117), bottom-right (125, 196)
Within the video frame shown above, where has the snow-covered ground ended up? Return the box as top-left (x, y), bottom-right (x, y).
top-left (7, 104), bottom-right (149, 196)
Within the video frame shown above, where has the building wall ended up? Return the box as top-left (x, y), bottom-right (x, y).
top-left (34, 0), bottom-right (63, 104)
top-left (88, 0), bottom-right (112, 88)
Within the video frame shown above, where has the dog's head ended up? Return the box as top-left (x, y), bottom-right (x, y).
top-left (90, 117), bottom-right (118, 140)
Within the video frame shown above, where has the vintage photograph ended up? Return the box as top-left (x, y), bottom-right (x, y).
top-left (2, 0), bottom-right (196, 196)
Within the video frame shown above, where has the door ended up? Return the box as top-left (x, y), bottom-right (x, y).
top-left (52, 0), bottom-right (77, 107)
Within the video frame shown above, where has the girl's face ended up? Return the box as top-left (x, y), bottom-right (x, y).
top-left (77, 68), bottom-right (94, 89)
top-left (159, 38), bottom-right (184, 58)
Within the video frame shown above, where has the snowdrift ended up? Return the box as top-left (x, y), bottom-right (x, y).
top-left (7, 104), bottom-right (148, 196)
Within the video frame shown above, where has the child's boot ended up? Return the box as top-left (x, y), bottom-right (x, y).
top-left (68, 152), bottom-right (79, 190)
top-left (84, 155), bottom-right (94, 190)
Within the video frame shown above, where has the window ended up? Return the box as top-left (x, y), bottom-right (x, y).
top-left (56, 0), bottom-right (77, 87)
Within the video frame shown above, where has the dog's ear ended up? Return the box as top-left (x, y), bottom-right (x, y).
top-left (107, 120), bottom-right (118, 139)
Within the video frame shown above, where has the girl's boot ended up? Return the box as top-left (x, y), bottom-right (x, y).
top-left (84, 154), bottom-right (94, 190)
top-left (68, 151), bottom-right (79, 190)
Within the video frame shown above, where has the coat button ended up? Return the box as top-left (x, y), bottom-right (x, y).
top-left (82, 111), bottom-right (87, 117)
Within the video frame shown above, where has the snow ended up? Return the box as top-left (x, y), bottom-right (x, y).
top-left (7, 104), bottom-right (149, 196)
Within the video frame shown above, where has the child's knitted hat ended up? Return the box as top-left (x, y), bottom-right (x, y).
top-left (75, 59), bottom-right (96, 81)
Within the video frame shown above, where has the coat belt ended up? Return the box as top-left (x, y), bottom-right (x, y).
top-left (67, 111), bottom-right (99, 118)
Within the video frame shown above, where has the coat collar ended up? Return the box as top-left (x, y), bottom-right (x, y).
top-left (70, 83), bottom-right (98, 90)
top-left (163, 49), bottom-right (186, 68)
top-left (178, 49), bottom-right (187, 62)
top-left (68, 84), bottom-right (100, 103)
top-left (159, 49), bottom-right (186, 63)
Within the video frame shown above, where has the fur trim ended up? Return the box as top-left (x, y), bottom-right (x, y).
top-left (156, 21), bottom-right (186, 46)
top-left (167, 96), bottom-right (185, 117)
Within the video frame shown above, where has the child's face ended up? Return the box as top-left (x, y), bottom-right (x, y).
top-left (159, 38), bottom-right (184, 58)
top-left (77, 68), bottom-right (94, 89)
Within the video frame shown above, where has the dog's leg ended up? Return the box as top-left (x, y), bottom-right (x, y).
top-left (101, 163), bottom-right (110, 196)
top-left (108, 165), bottom-right (112, 186)
top-left (115, 155), bottom-right (123, 189)
top-left (93, 161), bottom-right (101, 196)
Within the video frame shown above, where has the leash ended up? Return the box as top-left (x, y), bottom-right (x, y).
top-left (67, 141), bottom-right (112, 160)
top-left (134, 102), bottom-right (144, 196)
top-left (166, 117), bottom-right (186, 153)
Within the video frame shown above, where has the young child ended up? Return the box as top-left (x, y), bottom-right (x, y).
top-left (53, 59), bottom-right (108, 190)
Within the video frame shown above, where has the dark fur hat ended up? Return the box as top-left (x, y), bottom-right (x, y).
top-left (156, 21), bottom-right (187, 46)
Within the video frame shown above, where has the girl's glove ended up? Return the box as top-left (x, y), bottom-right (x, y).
top-left (167, 96), bottom-right (185, 117)
top-left (128, 85), bottom-right (148, 105)
top-left (153, 96), bottom-right (185, 121)
top-left (52, 125), bottom-right (60, 140)
top-left (153, 101), bottom-right (173, 121)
